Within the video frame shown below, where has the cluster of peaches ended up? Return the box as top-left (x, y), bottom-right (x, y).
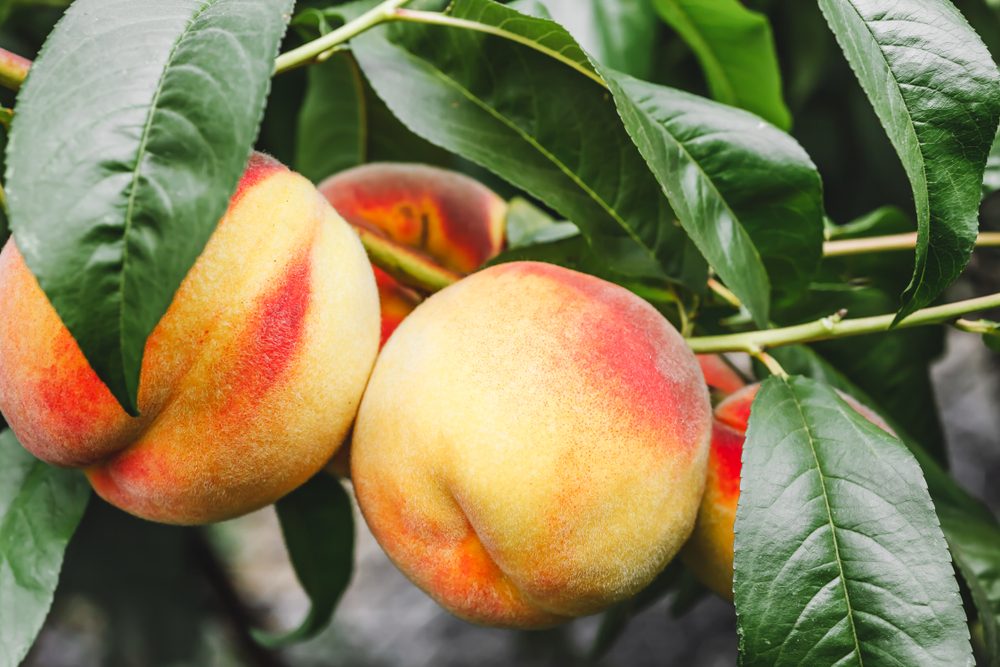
top-left (0, 154), bottom-right (886, 627)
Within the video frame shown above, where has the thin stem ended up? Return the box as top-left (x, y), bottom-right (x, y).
top-left (687, 292), bottom-right (1000, 353)
top-left (356, 226), bottom-right (461, 293)
top-left (707, 277), bottom-right (742, 309)
top-left (273, 0), bottom-right (411, 75)
top-left (0, 47), bottom-right (30, 90)
top-left (387, 9), bottom-right (607, 87)
top-left (953, 318), bottom-right (998, 335)
top-left (751, 349), bottom-right (788, 379)
top-left (824, 231), bottom-right (1000, 257)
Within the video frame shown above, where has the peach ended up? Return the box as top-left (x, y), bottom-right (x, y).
top-left (351, 261), bottom-right (713, 628)
top-left (0, 153), bottom-right (380, 525)
top-left (318, 163), bottom-right (506, 345)
top-left (697, 354), bottom-right (746, 397)
top-left (682, 382), bottom-right (893, 599)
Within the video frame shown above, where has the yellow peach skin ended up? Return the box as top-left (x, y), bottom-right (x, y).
top-left (0, 153), bottom-right (380, 525)
top-left (319, 163), bottom-right (507, 346)
top-left (682, 382), bottom-right (893, 599)
top-left (351, 261), bottom-right (713, 628)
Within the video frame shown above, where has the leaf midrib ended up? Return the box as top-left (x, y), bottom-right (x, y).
top-left (782, 378), bottom-right (864, 666)
top-left (827, 0), bottom-right (931, 295)
top-left (119, 0), bottom-right (216, 396)
top-left (625, 82), bottom-right (768, 271)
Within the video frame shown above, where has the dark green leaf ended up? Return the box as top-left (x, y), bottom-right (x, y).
top-left (296, 52), bottom-right (366, 183)
top-left (295, 47), bottom-right (452, 183)
top-left (6, 0), bottom-right (293, 414)
top-left (764, 346), bottom-right (979, 513)
top-left (816, 0), bottom-right (1000, 322)
top-left (985, 125), bottom-right (1000, 198)
top-left (651, 0), bottom-right (790, 128)
top-left (938, 505), bottom-right (1000, 666)
top-left (255, 474), bottom-right (354, 647)
top-left (0, 430), bottom-right (90, 667)
top-left (764, 345), bottom-right (1000, 666)
top-left (0, 0), bottom-right (14, 29)
top-left (777, 207), bottom-right (948, 462)
top-left (351, 0), bottom-right (705, 285)
top-left (735, 375), bottom-right (972, 666)
top-left (601, 67), bottom-right (824, 325)
top-left (537, 0), bottom-right (659, 79)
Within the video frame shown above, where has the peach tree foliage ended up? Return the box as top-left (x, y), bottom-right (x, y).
top-left (0, 0), bottom-right (998, 665)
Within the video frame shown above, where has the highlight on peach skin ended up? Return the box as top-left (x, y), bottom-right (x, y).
top-left (0, 153), bottom-right (381, 525)
top-left (681, 380), bottom-right (894, 600)
top-left (351, 261), bottom-right (713, 628)
top-left (319, 163), bottom-right (507, 346)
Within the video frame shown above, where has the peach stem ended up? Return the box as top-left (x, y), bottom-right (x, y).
top-left (355, 226), bottom-right (461, 293)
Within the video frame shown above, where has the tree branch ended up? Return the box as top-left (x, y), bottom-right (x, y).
top-left (686, 292), bottom-right (1000, 353)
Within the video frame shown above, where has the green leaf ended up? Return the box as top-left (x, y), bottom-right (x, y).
top-left (0, 430), bottom-right (90, 667)
top-left (6, 0), bottom-right (294, 414)
top-left (601, 68), bottom-right (824, 326)
top-left (295, 49), bottom-right (451, 182)
top-left (985, 125), bottom-right (1000, 198)
top-left (537, 0), bottom-right (659, 79)
top-left (735, 375), bottom-right (972, 666)
top-left (938, 505), bottom-right (1000, 666)
top-left (816, 0), bottom-right (1000, 323)
top-left (985, 328), bottom-right (1000, 353)
top-left (765, 346), bottom-right (1000, 666)
top-left (504, 197), bottom-right (578, 248)
top-left (775, 208), bottom-right (949, 463)
top-left (254, 474), bottom-right (354, 647)
top-left (350, 0), bottom-right (705, 285)
top-left (651, 0), bottom-right (791, 129)
top-left (296, 52), bottom-right (366, 183)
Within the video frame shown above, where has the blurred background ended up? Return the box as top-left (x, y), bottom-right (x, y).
top-left (2, 0), bottom-right (999, 665)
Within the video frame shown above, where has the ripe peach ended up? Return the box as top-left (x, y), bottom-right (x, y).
top-left (351, 261), bottom-right (713, 628)
top-left (682, 382), bottom-right (893, 599)
top-left (0, 153), bottom-right (380, 525)
top-left (697, 354), bottom-right (746, 397)
top-left (318, 163), bottom-right (506, 346)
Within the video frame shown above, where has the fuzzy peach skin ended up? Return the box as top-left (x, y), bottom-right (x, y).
top-left (351, 261), bottom-right (713, 628)
top-left (0, 153), bottom-right (380, 525)
top-left (697, 354), bottom-right (746, 397)
top-left (319, 163), bottom-right (506, 346)
top-left (682, 382), bottom-right (893, 599)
